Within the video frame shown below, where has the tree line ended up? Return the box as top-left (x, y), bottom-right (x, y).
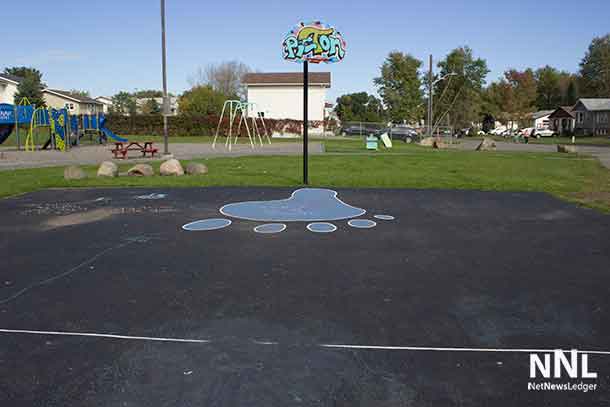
top-left (335, 33), bottom-right (610, 128)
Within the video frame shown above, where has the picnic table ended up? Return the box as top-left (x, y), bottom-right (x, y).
top-left (111, 142), bottom-right (158, 159)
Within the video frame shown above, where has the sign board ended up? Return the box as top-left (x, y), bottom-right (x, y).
top-left (282, 21), bottom-right (346, 64)
top-left (0, 104), bottom-right (34, 124)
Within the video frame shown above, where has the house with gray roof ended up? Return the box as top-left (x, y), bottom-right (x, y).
top-left (43, 89), bottom-right (104, 115)
top-left (548, 106), bottom-right (576, 135)
top-left (572, 98), bottom-right (610, 136)
top-left (0, 73), bottom-right (23, 104)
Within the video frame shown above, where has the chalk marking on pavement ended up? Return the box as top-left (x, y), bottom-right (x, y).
top-left (0, 329), bottom-right (210, 344)
top-left (1, 329), bottom-right (610, 356)
top-left (319, 343), bottom-right (610, 355)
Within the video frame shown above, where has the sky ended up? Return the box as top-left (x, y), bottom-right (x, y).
top-left (2, 0), bottom-right (609, 102)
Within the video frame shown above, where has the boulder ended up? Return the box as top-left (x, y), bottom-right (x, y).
top-left (64, 165), bottom-right (87, 180)
top-left (127, 164), bottom-right (154, 177)
top-left (160, 159), bottom-right (184, 176)
top-left (97, 161), bottom-right (118, 177)
top-left (433, 140), bottom-right (449, 149)
top-left (476, 137), bottom-right (497, 151)
top-left (557, 144), bottom-right (578, 154)
top-left (419, 137), bottom-right (436, 147)
top-left (185, 162), bottom-right (208, 175)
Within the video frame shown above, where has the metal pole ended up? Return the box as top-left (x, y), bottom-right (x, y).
top-left (14, 105), bottom-right (20, 150)
top-left (428, 54), bottom-right (433, 138)
top-left (303, 61), bottom-right (309, 185)
top-left (160, 0), bottom-right (170, 155)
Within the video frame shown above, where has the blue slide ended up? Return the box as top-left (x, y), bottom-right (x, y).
top-left (99, 117), bottom-right (128, 142)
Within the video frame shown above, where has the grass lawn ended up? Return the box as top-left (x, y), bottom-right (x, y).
top-left (2, 143), bottom-right (610, 212)
top-left (471, 135), bottom-right (610, 146)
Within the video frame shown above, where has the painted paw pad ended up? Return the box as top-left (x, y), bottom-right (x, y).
top-left (182, 188), bottom-right (394, 234)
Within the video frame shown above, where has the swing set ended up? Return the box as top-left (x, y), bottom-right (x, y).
top-left (213, 100), bottom-right (271, 150)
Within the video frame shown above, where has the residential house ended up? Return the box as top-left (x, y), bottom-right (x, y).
top-left (43, 89), bottom-right (104, 115)
top-left (0, 73), bottom-right (23, 104)
top-left (244, 72), bottom-right (331, 125)
top-left (95, 96), bottom-right (114, 114)
top-left (531, 110), bottom-right (554, 129)
top-left (548, 106), bottom-right (576, 135)
top-left (572, 98), bottom-right (610, 136)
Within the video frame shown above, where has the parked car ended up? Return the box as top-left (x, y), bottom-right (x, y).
top-left (520, 128), bottom-right (534, 136)
top-left (533, 128), bottom-right (556, 138)
top-left (388, 125), bottom-right (419, 143)
top-left (340, 124), bottom-right (383, 137)
top-left (490, 127), bottom-right (507, 136)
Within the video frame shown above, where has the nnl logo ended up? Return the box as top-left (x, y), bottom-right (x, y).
top-left (530, 350), bottom-right (597, 379)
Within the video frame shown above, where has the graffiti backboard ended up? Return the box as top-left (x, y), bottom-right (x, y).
top-left (282, 21), bottom-right (346, 64)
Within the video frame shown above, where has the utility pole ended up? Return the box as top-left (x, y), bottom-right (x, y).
top-left (160, 0), bottom-right (170, 156)
top-left (428, 54), bottom-right (433, 138)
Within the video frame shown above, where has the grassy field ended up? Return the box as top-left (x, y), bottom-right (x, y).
top-left (472, 134), bottom-right (610, 146)
top-left (2, 141), bottom-right (609, 212)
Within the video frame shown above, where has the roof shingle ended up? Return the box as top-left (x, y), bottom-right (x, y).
top-left (578, 98), bottom-right (610, 111)
top-left (244, 72), bottom-right (331, 86)
top-left (44, 89), bottom-right (103, 105)
top-left (0, 73), bottom-right (24, 84)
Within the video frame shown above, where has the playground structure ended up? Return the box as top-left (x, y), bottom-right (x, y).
top-left (213, 100), bottom-right (271, 150)
top-left (0, 101), bottom-right (127, 151)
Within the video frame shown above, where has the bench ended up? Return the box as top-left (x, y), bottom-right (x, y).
top-left (111, 142), bottom-right (158, 159)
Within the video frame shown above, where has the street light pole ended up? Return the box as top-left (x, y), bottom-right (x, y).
top-left (160, 0), bottom-right (170, 156)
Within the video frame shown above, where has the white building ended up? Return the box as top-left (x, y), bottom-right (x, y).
top-left (0, 73), bottom-right (22, 104)
top-left (244, 72), bottom-right (331, 122)
top-left (532, 110), bottom-right (554, 129)
top-left (95, 96), bottom-right (114, 114)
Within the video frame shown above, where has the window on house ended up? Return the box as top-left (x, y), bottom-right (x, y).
top-left (597, 113), bottom-right (609, 124)
top-left (576, 112), bottom-right (585, 123)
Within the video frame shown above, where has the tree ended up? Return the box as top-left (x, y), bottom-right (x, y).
top-left (4, 66), bottom-right (46, 106)
top-left (579, 33), bottom-right (610, 97)
top-left (179, 85), bottom-right (225, 116)
top-left (111, 91), bottom-right (137, 115)
top-left (3, 67), bottom-right (45, 86)
top-left (503, 69), bottom-right (538, 128)
top-left (565, 80), bottom-right (578, 106)
top-left (434, 46), bottom-right (489, 129)
top-left (13, 75), bottom-right (45, 107)
top-left (188, 61), bottom-right (251, 99)
top-left (70, 89), bottom-right (91, 98)
top-left (334, 92), bottom-right (385, 122)
top-left (141, 99), bottom-right (161, 115)
top-left (374, 52), bottom-right (423, 123)
top-left (134, 89), bottom-right (164, 98)
top-left (535, 66), bottom-right (562, 110)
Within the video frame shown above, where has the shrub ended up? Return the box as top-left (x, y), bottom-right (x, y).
top-left (104, 114), bottom-right (336, 138)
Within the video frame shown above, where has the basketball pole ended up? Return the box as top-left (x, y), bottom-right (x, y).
top-left (303, 61), bottom-right (309, 185)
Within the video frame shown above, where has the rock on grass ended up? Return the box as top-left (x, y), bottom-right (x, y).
top-left (160, 159), bottom-right (184, 176)
top-left (64, 166), bottom-right (87, 180)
